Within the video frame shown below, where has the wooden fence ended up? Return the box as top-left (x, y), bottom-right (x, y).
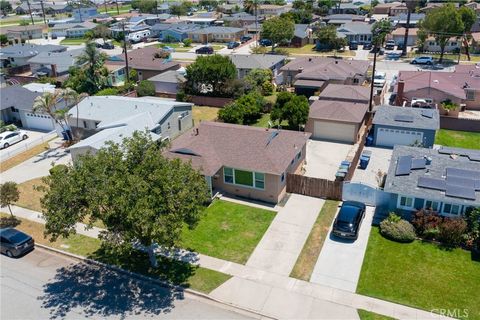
top-left (440, 116), bottom-right (480, 132)
top-left (286, 173), bottom-right (343, 200)
top-left (345, 113), bottom-right (372, 181)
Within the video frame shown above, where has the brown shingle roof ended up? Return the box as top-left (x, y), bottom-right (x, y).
top-left (110, 47), bottom-right (180, 72)
top-left (165, 122), bottom-right (311, 176)
top-left (309, 100), bottom-right (368, 124)
top-left (318, 84), bottom-right (370, 103)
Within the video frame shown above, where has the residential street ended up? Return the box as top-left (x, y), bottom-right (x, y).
top-left (0, 248), bottom-right (256, 320)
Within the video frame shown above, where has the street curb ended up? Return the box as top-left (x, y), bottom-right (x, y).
top-left (34, 243), bottom-right (276, 320)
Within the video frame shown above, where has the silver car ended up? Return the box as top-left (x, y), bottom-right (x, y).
top-left (0, 130), bottom-right (28, 149)
top-left (1, 228), bottom-right (35, 258)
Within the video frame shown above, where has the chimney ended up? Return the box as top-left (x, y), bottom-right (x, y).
top-left (308, 57), bottom-right (312, 62)
top-left (51, 64), bottom-right (57, 78)
top-left (335, 60), bottom-right (338, 64)
top-left (195, 128), bottom-right (199, 135)
top-left (395, 80), bottom-right (405, 106)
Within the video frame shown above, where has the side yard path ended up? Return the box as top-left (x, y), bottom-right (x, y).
top-left (3, 205), bottom-right (454, 320)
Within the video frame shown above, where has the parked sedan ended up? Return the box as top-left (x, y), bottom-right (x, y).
top-left (1, 228), bottom-right (35, 258)
top-left (227, 41), bottom-right (240, 49)
top-left (362, 42), bottom-right (372, 50)
top-left (195, 46), bottom-right (214, 54)
top-left (349, 41), bottom-right (358, 50)
top-left (240, 35), bottom-right (252, 43)
top-left (411, 56), bottom-right (434, 65)
top-left (259, 39), bottom-right (272, 46)
top-left (331, 201), bottom-right (366, 240)
top-left (0, 130), bottom-right (28, 149)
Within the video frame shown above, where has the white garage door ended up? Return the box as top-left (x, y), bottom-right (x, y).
top-left (24, 112), bottom-right (55, 131)
top-left (313, 120), bottom-right (356, 143)
top-left (376, 127), bottom-right (423, 147)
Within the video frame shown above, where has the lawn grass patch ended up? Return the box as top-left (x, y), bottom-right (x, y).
top-left (435, 129), bottom-right (480, 150)
top-left (357, 227), bottom-right (480, 319)
top-left (15, 177), bottom-right (46, 212)
top-left (0, 213), bottom-right (230, 293)
top-left (0, 141), bottom-right (50, 173)
top-left (290, 200), bottom-right (339, 280)
top-left (280, 44), bottom-right (355, 57)
top-left (60, 38), bottom-right (88, 45)
top-left (192, 106), bottom-right (219, 124)
top-left (181, 200), bottom-right (276, 264)
top-left (253, 113), bottom-right (288, 128)
top-left (358, 310), bottom-right (396, 320)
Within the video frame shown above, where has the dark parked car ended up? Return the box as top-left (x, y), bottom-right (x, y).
top-left (363, 42), bottom-right (372, 50)
top-left (331, 201), bottom-right (366, 240)
top-left (259, 39), bottom-right (272, 46)
top-left (1, 228), bottom-right (34, 258)
top-left (195, 46), bottom-right (214, 54)
top-left (240, 35), bottom-right (252, 43)
top-left (349, 41), bottom-right (358, 50)
top-left (227, 41), bottom-right (240, 49)
top-left (102, 42), bottom-right (114, 49)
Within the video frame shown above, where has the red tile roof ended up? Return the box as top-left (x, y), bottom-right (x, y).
top-left (110, 47), bottom-right (180, 71)
top-left (309, 100), bottom-right (368, 124)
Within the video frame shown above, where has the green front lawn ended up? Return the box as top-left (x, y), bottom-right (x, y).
top-left (59, 38), bottom-right (88, 45)
top-left (357, 227), bottom-right (480, 319)
top-left (435, 129), bottom-right (480, 150)
top-left (358, 310), bottom-right (396, 320)
top-left (280, 44), bottom-right (355, 57)
top-left (253, 113), bottom-right (288, 129)
top-left (181, 200), bottom-right (276, 264)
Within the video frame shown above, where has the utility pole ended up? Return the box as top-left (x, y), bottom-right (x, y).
top-left (254, 0), bottom-right (259, 42)
top-left (104, 0), bottom-right (108, 14)
top-left (368, 44), bottom-right (378, 113)
top-left (26, 0), bottom-right (34, 25)
top-left (401, 0), bottom-right (417, 57)
top-left (122, 22), bottom-right (130, 84)
top-left (40, 0), bottom-right (46, 25)
top-left (115, 0), bottom-right (120, 15)
top-left (78, 2), bottom-right (83, 22)
top-left (155, 0), bottom-right (158, 17)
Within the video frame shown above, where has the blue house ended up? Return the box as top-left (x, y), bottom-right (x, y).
top-left (154, 23), bottom-right (201, 42)
top-left (372, 105), bottom-right (439, 148)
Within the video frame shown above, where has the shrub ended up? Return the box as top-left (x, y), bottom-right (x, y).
top-left (412, 209), bottom-right (442, 236)
top-left (438, 218), bottom-right (467, 247)
top-left (49, 164), bottom-right (68, 176)
top-left (182, 38), bottom-right (192, 47)
top-left (380, 218), bottom-right (416, 243)
top-left (95, 87), bottom-right (119, 96)
top-left (176, 90), bottom-right (187, 102)
top-left (136, 80), bottom-right (155, 97)
top-left (261, 80), bottom-right (274, 95)
top-left (465, 207), bottom-right (480, 240)
top-left (386, 212), bottom-right (401, 223)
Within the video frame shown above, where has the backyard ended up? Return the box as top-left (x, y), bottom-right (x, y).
top-left (280, 44), bottom-right (355, 57)
top-left (192, 106), bottom-right (219, 124)
top-left (181, 200), bottom-right (276, 264)
top-left (59, 37), bottom-right (88, 45)
top-left (357, 227), bottom-right (480, 319)
top-left (435, 129), bottom-right (480, 150)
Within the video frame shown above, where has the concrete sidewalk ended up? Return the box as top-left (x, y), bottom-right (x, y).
top-left (246, 194), bottom-right (324, 276)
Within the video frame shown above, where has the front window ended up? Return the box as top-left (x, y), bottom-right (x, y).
top-left (234, 169), bottom-right (253, 187)
top-left (466, 90), bottom-right (475, 101)
top-left (224, 167), bottom-right (265, 189)
top-left (254, 172), bottom-right (265, 189)
top-left (224, 167), bottom-right (234, 183)
top-left (442, 203), bottom-right (460, 215)
top-left (424, 200), bottom-right (440, 212)
top-left (398, 196), bottom-right (414, 209)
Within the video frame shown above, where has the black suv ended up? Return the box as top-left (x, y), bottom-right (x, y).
top-left (332, 201), bottom-right (366, 240)
top-left (1, 228), bottom-right (35, 258)
top-left (195, 46), bottom-right (214, 54)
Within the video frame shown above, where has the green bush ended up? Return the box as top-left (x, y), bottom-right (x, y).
top-left (438, 218), bottom-right (467, 247)
top-left (95, 87), bottom-right (119, 96)
top-left (182, 38), bottom-right (192, 47)
top-left (49, 164), bottom-right (68, 176)
top-left (176, 90), bottom-right (188, 102)
top-left (261, 80), bottom-right (274, 95)
top-left (380, 217), bottom-right (416, 243)
top-left (136, 80), bottom-right (155, 97)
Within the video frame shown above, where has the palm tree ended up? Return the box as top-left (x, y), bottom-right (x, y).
top-left (33, 91), bottom-right (70, 138)
top-left (76, 41), bottom-right (108, 92)
top-left (62, 88), bottom-right (88, 140)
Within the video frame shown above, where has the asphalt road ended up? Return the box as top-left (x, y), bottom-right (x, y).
top-left (0, 248), bottom-right (255, 320)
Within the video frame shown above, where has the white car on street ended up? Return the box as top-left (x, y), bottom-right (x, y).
top-left (373, 72), bottom-right (387, 88)
top-left (0, 130), bottom-right (28, 149)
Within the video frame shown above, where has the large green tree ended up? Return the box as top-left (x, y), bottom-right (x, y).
top-left (136, 80), bottom-right (155, 97)
top-left (419, 3), bottom-right (464, 63)
top-left (270, 92), bottom-right (309, 130)
top-left (40, 132), bottom-right (210, 267)
top-left (371, 19), bottom-right (392, 48)
top-left (131, 0), bottom-right (157, 13)
top-left (33, 91), bottom-right (71, 134)
top-left (0, 182), bottom-right (19, 216)
top-left (458, 6), bottom-right (476, 61)
top-left (184, 54), bottom-right (237, 97)
top-left (71, 41), bottom-right (108, 94)
top-left (261, 16), bottom-right (295, 51)
top-left (0, 0), bottom-right (12, 15)
top-left (315, 25), bottom-right (347, 50)
top-left (317, 0), bottom-right (334, 15)
top-left (218, 91), bottom-right (265, 125)
top-left (244, 68), bottom-right (274, 94)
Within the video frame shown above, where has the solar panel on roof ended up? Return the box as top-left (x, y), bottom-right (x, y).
top-left (446, 176), bottom-right (476, 188)
top-left (394, 114), bottom-right (414, 122)
top-left (446, 167), bottom-right (480, 180)
top-left (418, 177), bottom-right (446, 190)
top-left (411, 158), bottom-right (426, 170)
top-left (445, 184), bottom-right (476, 200)
top-left (395, 155), bottom-right (412, 176)
top-left (421, 110), bottom-right (434, 118)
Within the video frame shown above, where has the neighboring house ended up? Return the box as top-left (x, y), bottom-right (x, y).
top-left (424, 37), bottom-right (460, 53)
top-left (329, 2), bottom-right (362, 15)
top-left (257, 4), bottom-right (289, 16)
top-left (0, 24), bottom-right (46, 42)
top-left (305, 100), bottom-right (367, 143)
top-left (153, 23), bottom-right (201, 41)
top-left (230, 54), bottom-right (286, 82)
top-left (372, 2), bottom-right (402, 15)
top-left (68, 96), bottom-right (193, 161)
top-left (323, 14), bottom-right (365, 26)
top-left (472, 32), bottom-right (480, 53)
top-left (186, 18), bottom-right (217, 26)
top-left (0, 85), bottom-right (61, 131)
top-left (390, 27), bottom-right (418, 46)
top-left (395, 67), bottom-right (480, 110)
top-left (389, 13), bottom-right (425, 27)
top-left (337, 22), bottom-right (372, 44)
top-left (164, 122), bottom-right (310, 203)
top-left (372, 106), bottom-right (440, 148)
top-left (280, 57), bottom-right (370, 97)
top-left (148, 69), bottom-right (186, 97)
top-left (15, 2), bottom-right (72, 15)
top-left (104, 62), bottom-right (126, 87)
top-left (51, 21), bottom-right (97, 38)
top-left (188, 26), bottom-right (245, 43)
top-left (465, 1), bottom-right (480, 14)
top-left (418, 2), bottom-right (459, 14)
top-left (109, 14), bottom-right (162, 37)
top-left (383, 145), bottom-right (480, 215)
top-left (222, 12), bottom-right (264, 27)
top-left (389, 3), bottom-right (408, 16)
top-left (291, 24), bottom-right (311, 47)
top-left (28, 48), bottom-right (84, 77)
top-left (318, 84), bottom-right (370, 104)
top-left (108, 47), bottom-right (180, 81)
top-left (72, 7), bottom-right (99, 22)
top-left (0, 43), bottom-right (66, 68)
top-left (244, 22), bottom-right (262, 35)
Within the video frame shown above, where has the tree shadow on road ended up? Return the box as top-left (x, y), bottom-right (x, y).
top-left (38, 246), bottom-right (196, 319)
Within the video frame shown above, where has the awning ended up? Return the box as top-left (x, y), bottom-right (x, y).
top-left (293, 79), bottom-right (325, 88)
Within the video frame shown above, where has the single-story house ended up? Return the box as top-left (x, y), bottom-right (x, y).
top-left (147, 69), bottom-right (186, 97)
top-left (323, 14), bottom-right (366, 26)
top-left (424, 37), bottom-right (460, 53)
top-left (230, 54), bottom-right (286, 82)
top-left (0, 24), bottom-right (47, 42)
top-left (0, 85), bottom-right (61, 131)
top-left (329, 2), bottom-right (363, 15)
top-left (104, 62), bottom-right (127, 87)
top-left (153, 23), bottom-right (201, 42)
top-left (108, 47), bottom-right (180, 81)
top-left (337, 22), bottom-right (372, 44)
top-left (395, 67), bottom-right (480, 110)
top-left (372, 2), bottom-right (403, 15)
top-left (222, 12), bottom-right (264, 27)
top-left (390, 27), bottom-right (418, 46)
top-left (383, 145), bottom-right (480, 215)
top-left (318, 84), bottom-right (370, 104)
top-left (68, 96), bottom-right (193, 161)
top-left (257, 4), bottom-right (289, 16)
top-left (280, 57), bottom-right (371, 97)
top-left (15, 2), bottom-right (72, 15)
top-left (0, 43), bottom-right (66, 68)
top-left (51, 21), bottom-right (97, 38)
top-left (186, 18), bottom-right (217, 26)
top-left (389, 3), bottom-right (408, 16)
top-left (389, 13), bottom-right (425, 27)
top-left (291, 24), bottom-right (311, 47)
top-left (418, 2), bottom-right (459, 14)
top-left (188, 26), bottom-right (245, 43)
top-left (28, 48), bottom-right (84, 77)
top-left (305, 100), bottom-right (368, 143)
top-left (165, 122), bottom-right (311, 203)
top-left (372, 106), bottom-right (440, 148)
top-left (471, 32), bottom-right (480, 53)
top-left (72, 7), bottom-right (99, 22)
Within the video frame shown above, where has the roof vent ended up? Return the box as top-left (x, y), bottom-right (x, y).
top-left (308, 57), bottom-right (312, 62)
top-left (433, 79), bottom-right (439, 83)
top-left (335, 60), bottom-right (338, 64)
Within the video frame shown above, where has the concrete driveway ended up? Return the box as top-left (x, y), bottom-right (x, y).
top-left (351, 146), bottom-right (393, 187)
top-left (0, 129), bottom-right (53, 161)
top-left (304, 140), bottom-right (352, 180)
top-left (309, 206), bottom-right (375, 292)
top-left (246, 194), bottom-right (325, 276)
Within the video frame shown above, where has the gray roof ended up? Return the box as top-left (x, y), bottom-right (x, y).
top-left (27, 48), bottom-right (84, 74)
top-left (372, 106), bottom-right (440, 131)
top-left (294, 24), bottom-right (309, 39)
top-left (51, 21), bottom-right (96, 31)
top-left (0, 85), bottom-right (41, 111)
top-left (0, 44), bottom-right (66, 59)
top-left (337, 22), bottom-right (372, 35)
top-left (230, 54), bottom-right (286, 70)
top-left (189, 26), bottom-right (244, 35)
top-left (384, 145), bottom-right (480, 207)
top-left (147, 70), bottom-right (186, 83)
